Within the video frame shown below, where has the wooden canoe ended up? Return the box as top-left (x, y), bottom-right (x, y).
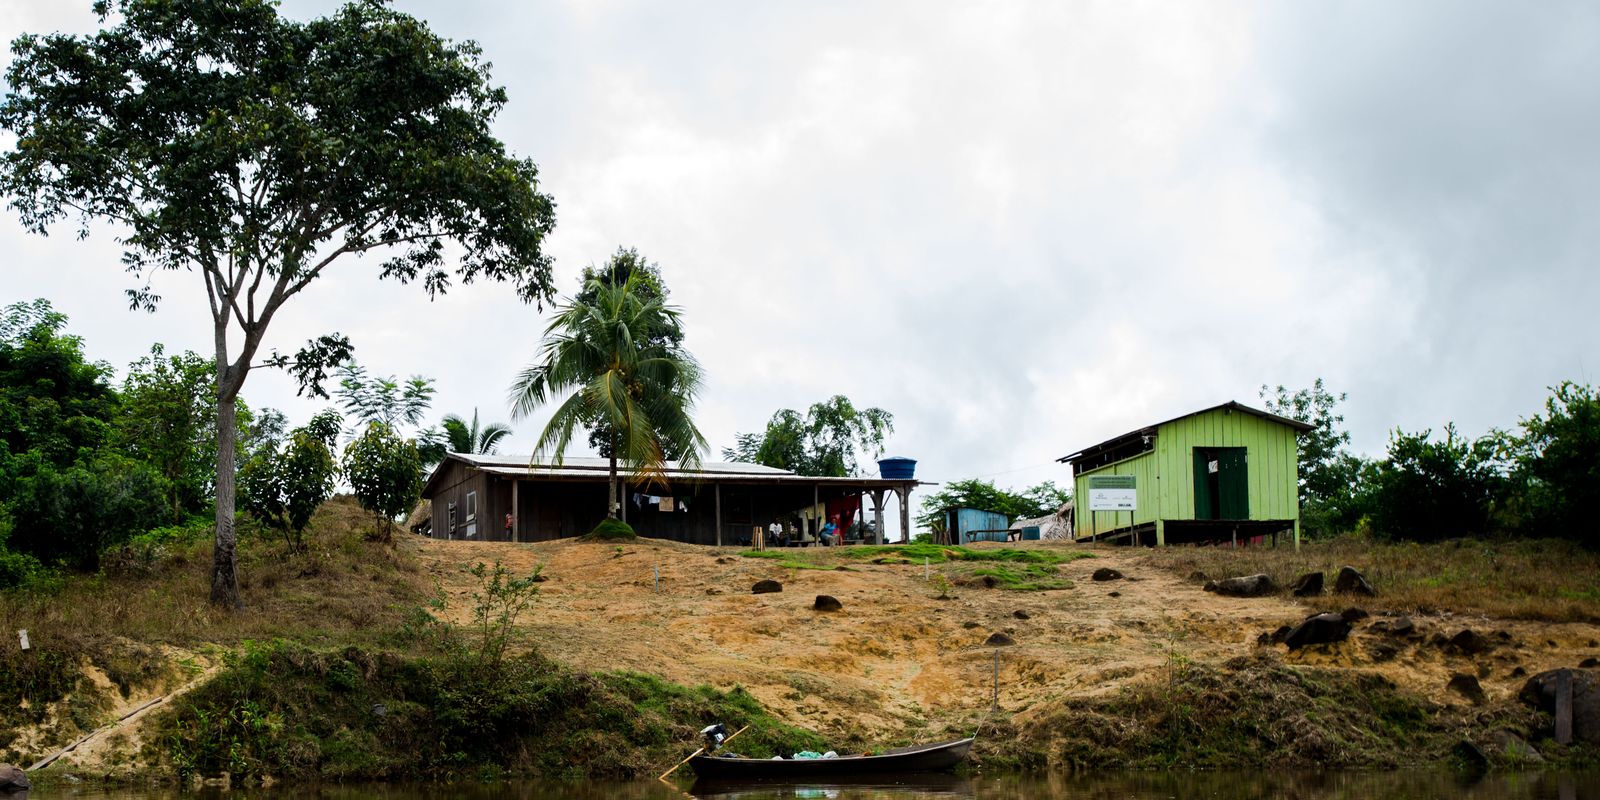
top-left (688, 737), bottom-right (974, 781)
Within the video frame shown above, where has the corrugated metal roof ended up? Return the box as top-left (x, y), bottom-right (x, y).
top-left (450, 453), bottom-right (793, 476)
top-left (1056, 400), bottom-right (1315, 464)
top-left (476, 465), bottom-right (910, 485)
top-left (422, 453), bottom-right (923, 496)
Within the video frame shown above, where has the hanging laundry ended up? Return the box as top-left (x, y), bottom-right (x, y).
top-left (659, 496), bottom-right (675, 512)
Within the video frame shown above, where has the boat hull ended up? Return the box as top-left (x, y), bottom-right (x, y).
top-left (688, 737), bottom-right (973, 781)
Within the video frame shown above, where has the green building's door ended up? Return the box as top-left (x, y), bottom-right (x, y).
top-left (1194, 447), bottom-right (1248, 520)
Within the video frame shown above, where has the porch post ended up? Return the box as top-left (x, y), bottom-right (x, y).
top-left (715, 482), bottom-right (723, 547)
top-left (512, 480), bottom-right (520, 542)
top-left (870, 489), bottom-right (886, 545)
top-left (813, 483), bottom-right (820, 539)
top-left (897, 483), bottom-right (912, 544)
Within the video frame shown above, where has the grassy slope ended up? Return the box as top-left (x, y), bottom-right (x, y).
top-left (1138, 535), bottom-right (1600, 623)
top-left (739, 543), bottom-right (1093, 589)
top-left (152, 642), bottom-right (824, 781)
top-left (8, 509), bottom-right (1598, 779)
top-left (1, 497), bottom-right (431, 765)
top-left (2, 497), bottom-right (827, 780)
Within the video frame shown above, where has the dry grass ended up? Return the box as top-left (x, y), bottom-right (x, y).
top-left (0, 496), bottom-right (434, 764)
top-left (1137, 535), bottom-right (1600, 622)
top-left (0, 496), bottom-right (432, 652)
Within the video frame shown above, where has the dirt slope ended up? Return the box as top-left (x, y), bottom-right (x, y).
top-left (409, 537), bottom-right (1598, 744)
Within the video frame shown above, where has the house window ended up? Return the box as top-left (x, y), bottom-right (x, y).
top-left (465, 491), bottom-right (477, 522)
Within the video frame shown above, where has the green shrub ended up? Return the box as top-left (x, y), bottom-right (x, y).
top-left (6, 455), bottom-right (173, 570)
top-left (0, 547), bottom-right (46, 590)
top-left (583, 518), bottom-right (637, 540)
top-left (105, 517), bottom-right (212, 573)
top-left (154, 641), bottom-right (820, 781)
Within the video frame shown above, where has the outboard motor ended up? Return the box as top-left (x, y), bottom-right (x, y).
top-left (701, 722), bottom-right (728, 752)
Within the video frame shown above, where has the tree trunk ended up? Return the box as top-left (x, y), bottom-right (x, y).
top-left (210, 372), bottom-right (243, 608)
top-left (607, 440), bottom-right (619, 519)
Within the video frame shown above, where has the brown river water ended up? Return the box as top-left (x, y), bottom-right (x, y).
top-left (21, 771), bottom-right (1600, 799)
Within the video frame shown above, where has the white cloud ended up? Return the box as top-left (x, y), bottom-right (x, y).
top-left (3, 0), bottom-right (1595, 537)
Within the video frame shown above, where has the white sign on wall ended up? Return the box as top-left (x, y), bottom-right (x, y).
top-left (1087, 475), bottom-right (1137, 511)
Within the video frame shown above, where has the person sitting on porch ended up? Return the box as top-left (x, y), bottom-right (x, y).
top-left (820, 517), bottom-right (840, 546)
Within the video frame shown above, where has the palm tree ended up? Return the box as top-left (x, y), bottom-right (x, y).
top-left (441, 408), bottom-right (512, 455)
top-left (508, 274), bottom-right (707, 519)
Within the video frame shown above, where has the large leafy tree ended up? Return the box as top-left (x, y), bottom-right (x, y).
top-left (8, 454), bottom-right (171, 571)
top-left (0, 300), bottom-right (119, 480)
top-left (114, 344), bottom-right (248, 518)
top-left (509, 274), bottom-right (707, 520)
top-left (724, 396), bottom-right (894, 477)
top-left (1367, 425), bottom-right (1505, 542)
top-left (1506, 381), bottom-right (1600, 542)
top-left (914, 478), bottom-right (1069, 532)
top-left (1260, 379), bottom-right (1367, 534)
top-left (1, 0), bottom-right (557, 606)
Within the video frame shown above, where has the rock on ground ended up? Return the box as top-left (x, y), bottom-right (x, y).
top-left (1448, 673), bottom-right (1487, 705)
top-left (985, 632), bottom-right (1016, 647)
top-left (752, 579), bottom-right (783, 594)
top-left (1290, 571), bottom-right (1324, 597)
top-left (1451, 629), bottom-right (1493, 655)
top-left (1284, 613), bottom-right (1351, 649)
top-left (813, 595), bottom-right (843, 612)
top-left (1091, 567), bottom-right (1124, 582)
top-left (1334, 566), bottom-right (1376, 596)
top-left (1204, 574), bottom-right (1276, 597)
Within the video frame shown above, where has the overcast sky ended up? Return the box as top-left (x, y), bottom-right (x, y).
top-left (4, 1), bottom-right (1597, 532)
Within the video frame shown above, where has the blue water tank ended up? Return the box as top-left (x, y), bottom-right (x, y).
top-left (878, 457), bottom-right (917, 480)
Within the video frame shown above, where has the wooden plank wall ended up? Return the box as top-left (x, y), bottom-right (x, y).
top-left (1074, 408), bottom-right (1301, 539)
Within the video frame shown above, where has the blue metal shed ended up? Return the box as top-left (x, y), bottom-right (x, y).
top-left (944, 507), bottom-right (1012, 544)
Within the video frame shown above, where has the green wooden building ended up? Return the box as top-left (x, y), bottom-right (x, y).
top-left (1057, 401), bottom-right (1313, 547)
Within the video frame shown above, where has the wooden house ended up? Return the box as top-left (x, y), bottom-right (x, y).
top-left (1057, 401), bottom-right (1312, 547)
top-left (420, 453), bottom-right (921, 546)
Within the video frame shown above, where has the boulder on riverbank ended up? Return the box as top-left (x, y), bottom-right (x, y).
top-left (0, 764), bottom-right (29, 793)
top-left (1519, 668), bottom-right (1600, 745)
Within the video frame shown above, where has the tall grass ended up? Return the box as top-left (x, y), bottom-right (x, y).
top-left (0, 496), bottom-right (430, 650)
top-left (1138, 535), bottom-right (1600, 622)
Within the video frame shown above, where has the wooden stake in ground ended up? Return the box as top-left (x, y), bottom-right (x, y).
top-left (1556, 669), bottom-right (1573, 745)
top-left (659, 724), bottom-right (750, 782)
